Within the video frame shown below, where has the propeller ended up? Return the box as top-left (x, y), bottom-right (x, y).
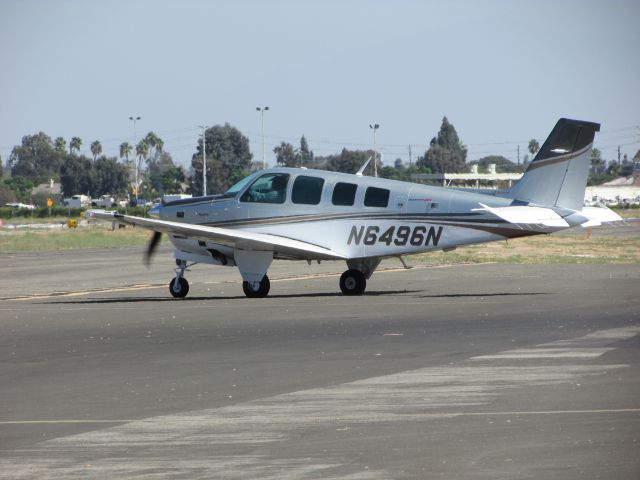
top-left (144, 231), bottom-right (162, 266)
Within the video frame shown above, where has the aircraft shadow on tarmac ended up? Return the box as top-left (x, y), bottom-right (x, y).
top-left (416, 292), bottom-right (551, 299)
top-left (42, 290), bottom-right (416, 304)
top-left (41, 290), bottom-right (550, 305)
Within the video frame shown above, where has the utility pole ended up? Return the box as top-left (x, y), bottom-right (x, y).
top-left (129, 116), bottom-right (141, 202)
top-left (369, 123), bottom-right (380, 177)
top-left (199, 125), bottom-right (208, 196)
top-left (517, 145), bottom-right (520, 165)
top-left (256, 106), bottom-right (270, 169)
top-left (408, 144), bottom-right (412, 167)
top-left (618, 146), bottom-right (621, 165)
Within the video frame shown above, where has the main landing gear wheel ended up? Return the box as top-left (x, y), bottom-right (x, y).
top-left (242, 275), bottom-right (270, 298)
top-left (340, 269), bottom-right (366, 296)
top-left (169, 277), bottom-right (189, 298)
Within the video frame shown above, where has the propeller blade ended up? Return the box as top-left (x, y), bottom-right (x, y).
top-left (144, 231), bottom-right (162, 266)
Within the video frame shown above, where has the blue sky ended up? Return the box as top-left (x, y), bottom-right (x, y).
top-left (1, 0), bottom-right (638, 169)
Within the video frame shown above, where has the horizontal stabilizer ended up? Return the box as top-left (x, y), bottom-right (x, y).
top-left (473, 203), bottom-right (569, 229)
top-left (577, 206), bottom-right (623, 228)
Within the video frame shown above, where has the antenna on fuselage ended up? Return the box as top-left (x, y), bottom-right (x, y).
top-left (356, 156), bottom-right (372, 176)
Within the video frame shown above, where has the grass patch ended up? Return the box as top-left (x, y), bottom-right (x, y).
top-left (0, 225), bottom-right (156, 253)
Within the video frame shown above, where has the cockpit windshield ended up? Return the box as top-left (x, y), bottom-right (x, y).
top-left (223, 172), bottom-right (261, 198)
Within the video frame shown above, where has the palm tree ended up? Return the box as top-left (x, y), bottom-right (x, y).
top-left (143, 132), bottom-right (163, 162)
top-left (528, 139), bottom-right (540, 157)
top-left (70, 137), bottom-right (82, 155)
top-left (136, 140), bottom-right (149, 164)
top-left (90, 140), bottom-right (102, 161)
top-left (54, 137), bottom-right (66, 154)
top-left (119, 142), bottom-right (132, 162)
top-left (134, 140), bottom-right (149, 196)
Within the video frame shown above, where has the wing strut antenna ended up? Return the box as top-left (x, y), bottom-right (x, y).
top-left (355, 156), bottom-right (372, 176)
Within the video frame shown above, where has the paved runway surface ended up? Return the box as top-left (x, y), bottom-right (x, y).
top-left (1, 247), bottom-right (639, 479)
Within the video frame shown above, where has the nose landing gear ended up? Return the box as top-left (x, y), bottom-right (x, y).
top-left (169, 260), bottom-right (191, 298)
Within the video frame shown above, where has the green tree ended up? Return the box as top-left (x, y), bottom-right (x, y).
top-left (54, 137), bottom-right (67, 154)
top-left (273, 141), bottom-right (298, 167)
top-left (590, 148), bottom-right (605, 174)
top-left (9, 132), bottom-right (63, 184)
top-left (4, 177), bottom-right (34, 203)
top-left (417, 117), bottom-right (467, 173)
top-left (0, 184), bottom-right (17, 205)
top-left (69, 137), bottom-right (82, 155)
top-left (299, 135), bottom-right (313, 167)
top-left (147, 151), bottom-right (185, 194)
top-left (469, 155), bottom-right (524, 173)
top-left (191, 123), bottom-right (253, 195)
top-left (119, 142), bottom-right (132, 162)
top-left (528, 139), bottom-right (540, 157)
top-left (323, 148), bottom-right (371, 174)
top-left (135, 140), bottom-right (149, 192)
top-left (93, 156), bottom-right (129, 196)
top-left (90, 140), bottom-right (102, 161)
top-left (60, 155), bottom-right (93, 196)
top-left (143, 132), bottom-right (163, 163)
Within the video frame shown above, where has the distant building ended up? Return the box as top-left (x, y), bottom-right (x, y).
top-left (411, 164), bottom-right (640, 206)
top-left (411, 164), bottom-right (522, 189)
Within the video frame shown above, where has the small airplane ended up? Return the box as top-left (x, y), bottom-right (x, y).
top-left (89, 118), bottom-right (621, 298)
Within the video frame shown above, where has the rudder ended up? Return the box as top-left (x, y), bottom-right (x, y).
top-left (506, 118), bottom-right (600, 211)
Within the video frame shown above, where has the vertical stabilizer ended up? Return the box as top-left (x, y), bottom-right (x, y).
top-left (506, 118), bottom-right (600, 211)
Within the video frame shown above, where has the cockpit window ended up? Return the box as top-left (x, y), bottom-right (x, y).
top-left (223, 172), bottom-right (261, 197)
top-left (240, 173), bottom-right (290, 204)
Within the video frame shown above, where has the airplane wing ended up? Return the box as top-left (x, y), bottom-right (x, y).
top-left (87, 210), bottom-right (347, 260)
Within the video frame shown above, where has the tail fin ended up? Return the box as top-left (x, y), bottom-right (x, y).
top-left (506, 118), bottom-right (600, 211)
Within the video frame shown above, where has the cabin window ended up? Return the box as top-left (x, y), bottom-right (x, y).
top-left (364, 187), bottom-right (390, 208)
top-left (332, 182), bottom-right (357, 206)
top-left (176, 211), bottom-right (184, 218)
top-left (240, 173), bottom-right (289, 204)
top-left (292, 175), bottom-right (324, 205)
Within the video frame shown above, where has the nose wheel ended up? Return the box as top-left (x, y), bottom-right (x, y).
top-left (169, 259), bottom-right (191, 298)
top-left (340, 269), bottom-right (366, 295)
top-left (169, 277), bottom-right (189, 298)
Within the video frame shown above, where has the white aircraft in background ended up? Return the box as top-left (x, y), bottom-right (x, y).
top-left (89, 118), bottom-right (621, 298)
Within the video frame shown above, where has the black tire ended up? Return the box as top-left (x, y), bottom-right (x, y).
top-left (340, 269), bottom-right (366, 295)
top-left (242, 275), bottom-right (270, 298)
top-left (169, 277), bottom-right (189, 298)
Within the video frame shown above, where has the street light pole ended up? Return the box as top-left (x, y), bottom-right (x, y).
top-left (199, 125), bottom-right (208, 196)
top-left (129, 116), bottom-right (141, 202)
top-left (369, 123), bottom-right (380, 177)
top-left (256, 106), bottom-right (269, 169)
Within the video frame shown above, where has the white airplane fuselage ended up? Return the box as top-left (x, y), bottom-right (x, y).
top-left (157, 168), bottom-right (527, 267)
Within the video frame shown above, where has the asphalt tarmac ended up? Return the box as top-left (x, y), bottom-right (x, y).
top-left (0, 247), bottom-right (639, 479)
